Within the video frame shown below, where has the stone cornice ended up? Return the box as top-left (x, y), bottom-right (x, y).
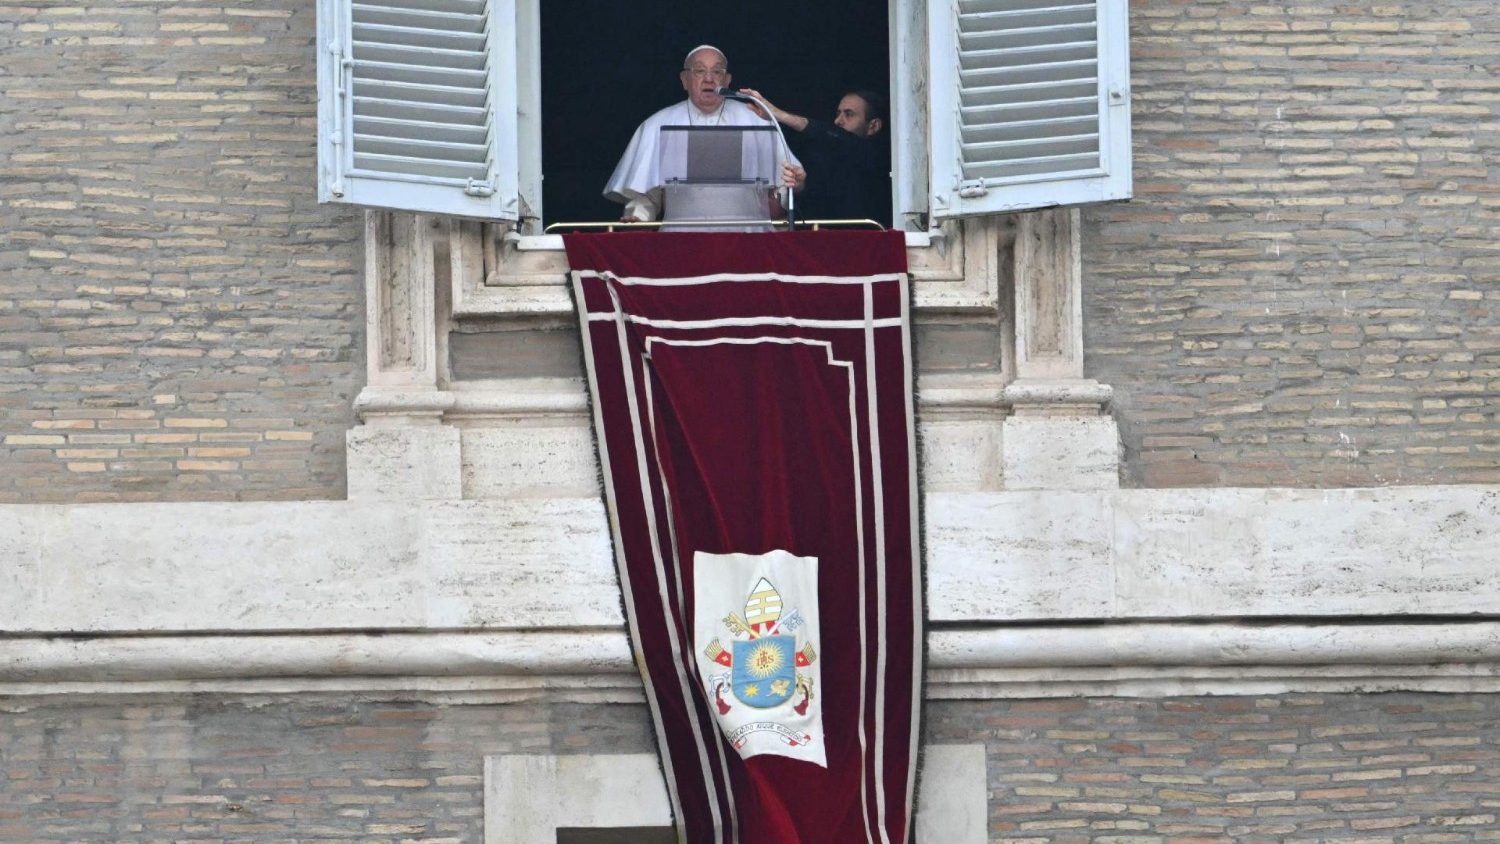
top-left (7, 622), bottom-right (1500, 700)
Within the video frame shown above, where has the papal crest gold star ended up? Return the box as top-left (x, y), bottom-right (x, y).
top-left (744, 683), bottom-right (760, 697)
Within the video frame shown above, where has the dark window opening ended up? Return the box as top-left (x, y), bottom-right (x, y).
top-left (541, 1), bottom-right (891, 227)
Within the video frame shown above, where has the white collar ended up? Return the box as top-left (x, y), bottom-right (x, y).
top-left (688, 102), bottom-right (726, 126)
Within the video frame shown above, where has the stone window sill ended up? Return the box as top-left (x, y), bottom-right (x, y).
top-left (447, 219), bottom-right (1007, 319)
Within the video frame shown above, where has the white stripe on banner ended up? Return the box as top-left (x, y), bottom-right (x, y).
top-left (644, 336), bottom-right (854, 350)
top-left (588, 313), bottom-right (905, 330)
top-left (642, 352), bottom-right (741, 840)
top-left (644, 334), bottom-right (876, 844)
top-left (901, 277), bottom-right (922, 844)
top-left (576, 270), bottom-right (906, 287)
top-left (864, 281), bottom-right (892, 844)
top-left (853, 321), bottom-right (875, 844)
top-left (608, 287), bottom-right (727, 844)
top-left (571, 274), bottom-right (690, 833)
top-left (644, 336), bottom-right (852, 364)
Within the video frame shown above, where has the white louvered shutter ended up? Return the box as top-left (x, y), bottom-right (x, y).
top-left (927, 0), bottom-right (1131, 218)
top-left (317, 0), bottom-right (520, 219)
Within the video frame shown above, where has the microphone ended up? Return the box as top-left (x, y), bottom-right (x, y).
top-left (714, 88), bottom-right (796, 228)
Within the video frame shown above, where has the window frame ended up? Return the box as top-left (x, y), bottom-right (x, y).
top-left (925, 0), bottom-right (1133, 219)
top-left (317, 0), bottom-right (1131, 229)
top-left (316, 0), bottom-right (523, 220)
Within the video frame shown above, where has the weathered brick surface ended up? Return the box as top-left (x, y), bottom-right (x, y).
top-left (4, 693), bottom-right (1499, 841)
top-left (0, 695), bottom-right (657, 842)
top-left (926, 694), bottom-right (1500, 842)
top-left (0, 2), bottom-right (364, 502)
top-left (1085, 0), bottom-right (1500, 487)
top-left (6, 0), bottom-right (1498, 500)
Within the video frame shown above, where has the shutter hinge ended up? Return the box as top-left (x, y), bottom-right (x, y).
top-left (464, 179), bottom-right (496, 198)
top-left (327, 40), bottom-right (349, 197)
top-left (957, 180), bottom-right (989, 199)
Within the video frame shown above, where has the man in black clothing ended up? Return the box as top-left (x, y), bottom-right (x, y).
top-left (740, 88), bottom-right (892, 228)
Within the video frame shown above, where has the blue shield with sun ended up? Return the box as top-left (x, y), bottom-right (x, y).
top-left (731, 635), bottom-right (797, 708)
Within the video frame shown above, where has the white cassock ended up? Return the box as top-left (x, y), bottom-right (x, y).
top-left (604, 99), bottom-right (802, 222)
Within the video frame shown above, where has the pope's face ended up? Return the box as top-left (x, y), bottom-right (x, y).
top-left (681, 49), bottom-right (730, 112)
top-left (834, 94), bottom-right (876, 137)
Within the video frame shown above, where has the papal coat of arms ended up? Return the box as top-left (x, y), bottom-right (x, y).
top-left (694, 552), bottom-right (826, 766)
top-left (705, 577), bottom-right (818, 715)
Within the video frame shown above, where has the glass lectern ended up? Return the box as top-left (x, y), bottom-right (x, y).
top-left (657, 125), bottom-right (777, 232)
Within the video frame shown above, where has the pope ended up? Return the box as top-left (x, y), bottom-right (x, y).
top-left (603, 45), bottom-right (803, 223)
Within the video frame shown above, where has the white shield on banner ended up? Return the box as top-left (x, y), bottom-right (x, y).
top-left (694, 550), bottom-right (825, 767)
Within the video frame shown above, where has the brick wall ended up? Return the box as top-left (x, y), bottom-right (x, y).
top-left (0, 2), bottom-right (364, 502)
top-left (0, 696), bottom-right (656, 841)
top-left (1085, 0), bottom-right (1500, 487)
top-left (931, 694), bottom-right (1500, 841)
top-left (3, 693), bottom-right (1497, 841)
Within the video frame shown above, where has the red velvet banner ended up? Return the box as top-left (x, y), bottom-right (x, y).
top-left (567, 231), bottom-right (922, 844)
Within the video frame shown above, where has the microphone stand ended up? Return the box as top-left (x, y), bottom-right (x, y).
top-left (718, 88), bottom-right (795, 230)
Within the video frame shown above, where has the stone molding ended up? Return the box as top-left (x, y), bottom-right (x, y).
top-left (354, 373), bottom-right (1021, 421)
top-left (364, 212), bottom-right (441, 390)
top-left (1013, 207), bottom-right (1084, 382)
top-left (7, 622), bottom-right (1500, 699)
top-left (1001, 206), bottom-right (1119, 487)
top-left (449, 218), bottom-right (1006, 318)
top-left (353, 386), bottom-right (456, 422)
top-left (1000, 378), bottom-right (1114, 414)
top-left (4, 486), bottom-right (1493, 633)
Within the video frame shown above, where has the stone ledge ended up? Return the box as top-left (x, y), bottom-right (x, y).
top-left (3, 486), bottom-right (1496, 633)
top-left (1001, 377), bottom-right (1113, 413)
top-left (457, 219), bottom-right (1004, 317)
top-left (7, 623), bottom-right (1500, 700)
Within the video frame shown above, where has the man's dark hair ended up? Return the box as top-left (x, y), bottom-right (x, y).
top-left (846, 89), bottom-right (889, 129)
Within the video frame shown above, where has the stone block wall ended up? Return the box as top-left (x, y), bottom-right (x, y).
top-left (0, 1), bottom-right (364, 503)
top-left (1086, 0), bottom-right (1500, 487)
top-left (5, 693), bottom-right (1499, 841)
